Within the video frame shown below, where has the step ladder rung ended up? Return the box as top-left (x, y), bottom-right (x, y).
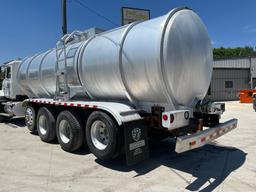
top-left (55, 37), bottom-right (69, 101)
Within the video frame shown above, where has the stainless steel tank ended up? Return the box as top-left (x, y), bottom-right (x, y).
top-left (17, 7), bottom-right (212, 110)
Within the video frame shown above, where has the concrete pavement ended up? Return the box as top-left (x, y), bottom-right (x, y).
top-left (0, 101), bottom-right (255, 192)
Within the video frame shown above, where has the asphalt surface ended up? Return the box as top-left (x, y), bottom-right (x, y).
top-left (0, 101), bottom-right (255, 192)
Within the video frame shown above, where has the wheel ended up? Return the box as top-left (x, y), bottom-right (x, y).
top-left (25, 105), bottom-right (37, 133)
top-left (37, 107), bottom-right (56, 142)
top-left (86, 111), bottom-right (122, 160)
top-left (56, 110), bottom-right (84, 152)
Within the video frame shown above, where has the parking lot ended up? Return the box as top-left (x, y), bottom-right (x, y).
top-left (0, 101), bottom-right (255, 192)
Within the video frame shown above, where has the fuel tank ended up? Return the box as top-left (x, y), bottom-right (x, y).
top-left (17, 7), bottom-right (212, 110)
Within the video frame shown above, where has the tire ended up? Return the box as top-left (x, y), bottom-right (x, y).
top-left (56, 110), bottom-right (84, 152)
top-left (25, 105), bottom-right (37, 133)
top-left (0, 115), bottom-right (5, 123)
top-left (86, 111), bottom-right (122, 160)
top-left (37, 107), bottom-right (56, 142)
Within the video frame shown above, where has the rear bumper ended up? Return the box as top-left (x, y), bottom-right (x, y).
top-left (175, 118), bottom-right (238, 153)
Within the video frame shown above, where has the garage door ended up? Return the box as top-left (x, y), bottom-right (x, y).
top-left (209, 68), bottom-right (250, 101)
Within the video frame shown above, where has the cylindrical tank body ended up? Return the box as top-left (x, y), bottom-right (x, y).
top-left (17, 7), bottom-right (212, 111)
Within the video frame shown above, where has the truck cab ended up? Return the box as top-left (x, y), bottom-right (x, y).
top-left (1, 60), bottom-right (22, 100)
top-left (0, 60), bottom-right (25, 121)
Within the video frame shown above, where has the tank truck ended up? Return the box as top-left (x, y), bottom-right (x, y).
top-left (0, 7), bottom-right (237, 164)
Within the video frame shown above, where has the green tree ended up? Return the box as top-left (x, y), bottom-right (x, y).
top-left (213, 46), bottom-right (256, 59)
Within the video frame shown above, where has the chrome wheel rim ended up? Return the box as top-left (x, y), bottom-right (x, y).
top-left (38, 115), bottom-right (47, 135)
top-left (25, 108), bottom-right (33, 126)
top-left (91, 120), bottom-right (109, 150)
top-left (59, 119), bottom-right (71, 144)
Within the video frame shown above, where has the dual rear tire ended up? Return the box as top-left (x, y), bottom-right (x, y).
top-left (37, 107), bottom-right (56, 142)
top-left (56, 111), bottom-right (84, 152)
top-left (24, 105), bottom-right (121, 160)
top-left (86, 111), bottom-right (122, 160)
top-left (37, 109), bottom-right (84, 152)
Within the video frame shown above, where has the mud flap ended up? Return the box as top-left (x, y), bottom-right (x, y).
top-left (123, 119), bottom-right (149, 165)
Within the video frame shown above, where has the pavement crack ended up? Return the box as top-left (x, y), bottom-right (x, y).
top-left (45, 145), bottom-right (54, 192)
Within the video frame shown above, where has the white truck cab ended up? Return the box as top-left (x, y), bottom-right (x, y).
top-left (1, 60), bottom-right (22, 99)
top-left (0, 60), bottom-right (25, 121)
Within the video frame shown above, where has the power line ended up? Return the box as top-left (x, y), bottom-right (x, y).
top-left (73, 0), bottom-right (119, 27)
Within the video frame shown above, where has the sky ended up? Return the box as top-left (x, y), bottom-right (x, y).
top-left (0, 0), bottom-right (256, 64)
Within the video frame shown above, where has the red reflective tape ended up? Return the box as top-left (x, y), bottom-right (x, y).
top-left (48, 102), bottom-right (51, 104)
top-left (93, 105), bottom-right (97, 108)
top-left (53, 102), bottom-right (56, 105)
top-left (70, 103), bottom-right (74, 106)
top-left (58, 102), bottom-right (62, 105)
top-left (35, 100), bottom-right (38, 103)
top-left (84, 104), bottom-right (89, 108)
top-left (190, 141), bottom-right (196, 146)
top-left (63, 103), bottom-right (67, 106)
top-left (77, 103), bottom-right (81, 107)
top-left (201, 137), bottom-right (206, 142)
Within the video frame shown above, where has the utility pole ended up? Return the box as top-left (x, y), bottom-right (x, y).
top-left (62, 0), bottom-right (67, 36)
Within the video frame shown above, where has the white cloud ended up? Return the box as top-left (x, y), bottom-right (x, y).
top-left (211, 40), bottom-right (218, 45)
top-left (242, 25), bottom-right (256, 33)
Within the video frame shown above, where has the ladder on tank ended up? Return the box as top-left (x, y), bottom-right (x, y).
top-left (54, 31), bottom-right (87, 101)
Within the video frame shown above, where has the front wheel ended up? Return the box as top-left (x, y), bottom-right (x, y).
top-left (86, 111), bottom-right (122, 160)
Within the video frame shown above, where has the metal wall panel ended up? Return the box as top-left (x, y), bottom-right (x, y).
top-left (213, 58), bottom-right (250, 69)
top-left (251, 57), bottom-right (256, 81)
top-left (209, 69), bottom-right (250, 101)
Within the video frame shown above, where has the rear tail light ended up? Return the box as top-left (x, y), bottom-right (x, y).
top-left (184, 111), bottom-right (189, 120)
top-left (162, 114), bottom-right (168, 121)
top-left (170, 114), bottom-right (174, 123)
top-left (201, 137), bottom-right (206, 142)
top-left (190, 141), bottom-right (196, 145)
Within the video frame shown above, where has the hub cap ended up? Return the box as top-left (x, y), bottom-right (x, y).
top-left (59, 120), bottom-right (71, 144)
top-left (91, 120), bottom-right (109, 150)
top-left (25, 108), bottom-right (33, 126)
top-left (38, 115), bottom-right (47, 135)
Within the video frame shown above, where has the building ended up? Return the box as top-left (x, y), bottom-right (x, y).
top-left (208, 57), bottom-right (256, 101)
